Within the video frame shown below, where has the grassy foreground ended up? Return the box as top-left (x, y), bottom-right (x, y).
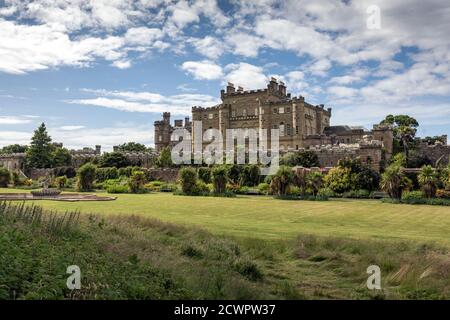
top-left (1, 200), bottom-right (450, 300)
top-left (2, 189), bottom-right (449, 245)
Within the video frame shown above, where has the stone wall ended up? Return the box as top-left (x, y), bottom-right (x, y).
top-left (147, 168), bottom-right (180, 183)
top-left (418, 143), bottom-right (450, 166)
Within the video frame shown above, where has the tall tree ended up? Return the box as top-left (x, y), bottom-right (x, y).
top-left (52, 147), bottom-right (72, 167)
top-left (26, 123), bottom-right (54, 168)
top-left (0, 144), bottom-right (28, 154)
top-left (116, 142), bottom-right (150, 153)
top-left (380, 115), bottom-right (419, 163)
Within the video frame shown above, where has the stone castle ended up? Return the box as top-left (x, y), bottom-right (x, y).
top-left (154, 78), bottom-right (395, 171)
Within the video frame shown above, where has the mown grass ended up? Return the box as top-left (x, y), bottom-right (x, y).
top-left (2, 189), bottom-right (449, 245)
top-left (2, 201), bottom-right (450, 300)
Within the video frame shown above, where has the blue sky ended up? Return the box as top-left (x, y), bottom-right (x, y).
top-left (0, 0), bottom-right (449, 151)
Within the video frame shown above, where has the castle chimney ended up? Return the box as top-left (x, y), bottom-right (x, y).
top-left (279, 81), bottom-right (286, 96)
top-left (163, 112), bottom-right (171, 123)
top-left (268, 77), bottom-right (278, 93)
top-left (226, 82), bottom-right (235, 94)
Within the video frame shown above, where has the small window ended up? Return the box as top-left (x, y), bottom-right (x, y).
top-left (158, 135), bottom-right (162, 142)
top-left (273, 108), bottom-right (277, 114)
top-left (296, 126), bottom-right (299, 134)
top-left (243, 109), bottom-right (247, 117)
top-left (232, 110), bottom-right (236, 117)
top-left (279, 107), bottom-right (284, 114)
top-left (208, 114), bottom-right (213, 119)
top-left (286, 107), bottom-right (291, 113)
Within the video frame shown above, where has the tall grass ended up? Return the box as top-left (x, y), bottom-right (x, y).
top-left (0, 201), bottom-right (79, 235)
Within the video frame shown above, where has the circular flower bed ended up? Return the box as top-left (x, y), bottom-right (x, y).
top-left (31, 189), bottom-right (62, 197)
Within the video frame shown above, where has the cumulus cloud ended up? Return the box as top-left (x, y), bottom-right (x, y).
top-left (66, 89), bottom-right (220, 115)
top-left (224, 63), bottom-right (268, 89)
top-left (0, 116), bottom-right (35, 125)
top-left (181, 60), bottom-right (224, 80)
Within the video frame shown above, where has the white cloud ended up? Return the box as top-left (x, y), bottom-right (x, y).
top-left (189, 36), bottom-right (225, 59)
top-left (59, 125), bottom-right (86, 131)
top-left (0, 116), bottom-right (35, 125)
top-left (181, 60), bottom-right (223, 80)
top-left (224, 63), bottom-right (268, 89)
top-left (66, 89), bottom-right (220, 115)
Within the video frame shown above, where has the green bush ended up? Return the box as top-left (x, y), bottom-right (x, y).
top-left (401, 191), bottom-right (426, 204)
top-left (240, 165), bottom-right (260, 187)
top-left (0, 167), bottom-right (11, 187)
top-left (77, 163), bottom-right (97, 191)
top-left (342, 189), bottom-right (371, 199)
top-left (179, 167), bottom-right (198, 195)
top-left (270, 166), bottom-right (293, 196)
top-left (324, 167), bottom-right (355, 194)
top-left (257, 183), bottom-right (270, 195)
top-left (145, 181), bottom-right (165, 192)
top-left (54, 176), bottom-right (68, 189)
top-left (106, 184), bottom-right (129, 194)
top-left (198, 167), bottom-right (211, 184)
top-left (128, 171), bottom-right (147, 193)
top-left (233, 259), bottom-right (263, 282)
top-left (96, 167), bottom-right (119, 182)
top-left (212, 166), bottom-right (228, 194)
top-left (317, 188), bottom-right (335, 198)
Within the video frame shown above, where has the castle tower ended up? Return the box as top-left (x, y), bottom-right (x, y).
top-left (373, 124), bottom-right (394, 161)
top-left (154, 112), bottom-right (172, 152)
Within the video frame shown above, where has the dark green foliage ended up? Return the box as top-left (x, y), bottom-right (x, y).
top-left (116, 142), bottom-right (150, 153)
top-left (212, 166), bottom-right (228, 194)
top-left (198, 167), bottom-right (211, 183)
top-left (51, 147), bottom-right (72, 167)
top-left (96, 167), bottom-right (119, 182)
top-left (26, 123), bottom-right (54, 168)
top-left (306, 171), bottom-right (324, 196)
top-left (227, 164), bottom-right (243, 184)
top-left (0, 144), bottom-right (28, 154)
top-left (179, 167), bottom-right (198, 195)
top-left (233, 259), bottom-right (263, 281)
top-left (240, 165), bottom-right (260, 187)
top-left (77, 163), bottom-right (97, 191)
top-left (280, 151), bottom-right (319, 167)
top-left (381, 164), bottom-right (412, 199)
top-left (418, 165), bottom-right (438, 198)
top-left (156, 147), bottom-right (173, 168)
top-left (380, 114), bottom-right (419, 160)
top-left (0, 167), bottom-right (11, 187)
top-left (53, 166), bottom-right (77, 179)
top-left (100, 152), bottom-right (131, 168)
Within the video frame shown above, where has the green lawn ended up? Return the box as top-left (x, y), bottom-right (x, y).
top-left (3, 188), bottom-right (450, 245)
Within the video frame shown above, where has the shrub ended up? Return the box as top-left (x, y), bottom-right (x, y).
top-left (381, 164), bottom-right (412, 199)
top-left (77, 163), bottom-right (97, 191)
top-left (106, 184), bottom-right (129, 194)
top-left (402, 191), bottom-right (425, 204)
top-left (306, 171), bottom-right (324, 196)
top-left (198, 167), bottom-right (211, 183)
top-left (128, 170), bottom-right (147, 193)
top-left (227, 165), bottom-right (243, 184)
top-left (212, 166), bottom-right (228, 194)
top-left (270, 166), bottom-right (293, 196)
top-left (145, 181), bottom-right (164, 192)
top-left (11, 171), bottom-right (22, 187)
top-left (240, 165), bottom-right (260, 187)
top-left (99, 152), bottom-right (131, 168)
top-left (280, 151), bottom-right (319, 167)
top-left (233, 259), bottom-right (263, 282)
top-left (324, 167), bottom-right (355, 194)
top-left (436, 189), bottom-right (450, 199)
top-left (257, 183), bottom-right (270, 195)
top-left (0, 167), bottom-right (11, 187)
top-left (355, 167), bottom-right (380, 192)
top-left (54, 176), bottom-right (68, 189)
top-left (342, 189), bottom-right (371, 199)
top-left (418, 165), bottom-right (438, 198)
top-left (96, 167), bottom-right (119, 182)
top-left (317, 188), bottom-right (335, 198)
top-left (194, 181), bottom-right (210, 195)
top-left (179, 167), bottom-right (198, 195)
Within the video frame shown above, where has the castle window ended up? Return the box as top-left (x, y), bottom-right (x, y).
top-left (232, 110), bottom-right (236, 117)
top-left (261, 109), bottom-right (265, 114)
top-left (296, 126), bottom-right (299, 134)
top-left (279, 107), bottom-right (284, 114)
top-left (158, 135), bottom-right (162, 142)
top-left (286, 107), bottom-right (291, 113)
top-left (203, 114), bottom-right (207, 119)
top-left (208, 114), bottom-right (213, 119)
top-left (273, 108), bottom-right (278, 114)
top-left (243, 109), bottom-right (247, 117)
top-left (279, 123), bottom-right (285, 136)
top-left (286, 124), bottom-right (291, 136)
top-left (255, 108), bottom-right (258, 115)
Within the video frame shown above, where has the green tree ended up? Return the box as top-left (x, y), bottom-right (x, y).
top-left (0, 144), bottom-right (28, 154)
top-left (418, 165), bottom-right (438, 198)
top-left (381, 164), bottom-right (412, 199)
top-left (212, 166), bottom-right (228, 194)
top-left (156, 147), bottom-right (173, 168)
top-left (0, 167), bottom-right (11, 187)
top-left (116, 142), bottom-right (150, 153)
top-left (26, 123), bottom-right (54, 168)
top-left (240, 165), bottom-right (260, 187)
top-left (179, 167), bottom-right (198, 195)
top-left (227, 164), bottom-right (243, 184)
top-left (324, 167), bottom-right (355, 194)
top-left (100, 152), bottom-right (131, 168)
top-left (77, 163), bottom-right (97, 191)
top-left (128, 171), bottom-right (147, 193)
top-left (293, 169), bottom-right (308, 196)
top-left (52, 147), bottom-right (72, 167)
top-left (280, 151), bottom-right (319, 167)
top-left (381, 115), bottom-right (419, 162)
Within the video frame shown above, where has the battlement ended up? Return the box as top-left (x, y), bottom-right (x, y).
top-left (192, 105), bottom-right (222, 112)
top-left (0, 153), bottom-right (26, 158)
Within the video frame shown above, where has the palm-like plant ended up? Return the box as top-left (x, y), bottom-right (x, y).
top-left (381, 164), bottom-right (412, 199)
top-left (293, 169), bottom-right (307, 196)
top-left (270, 166), bottom-right (293, 196)
top-left (418, 165), bottom-right (438, 198)
top-left (307, 171), bottom-right (324, 196)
